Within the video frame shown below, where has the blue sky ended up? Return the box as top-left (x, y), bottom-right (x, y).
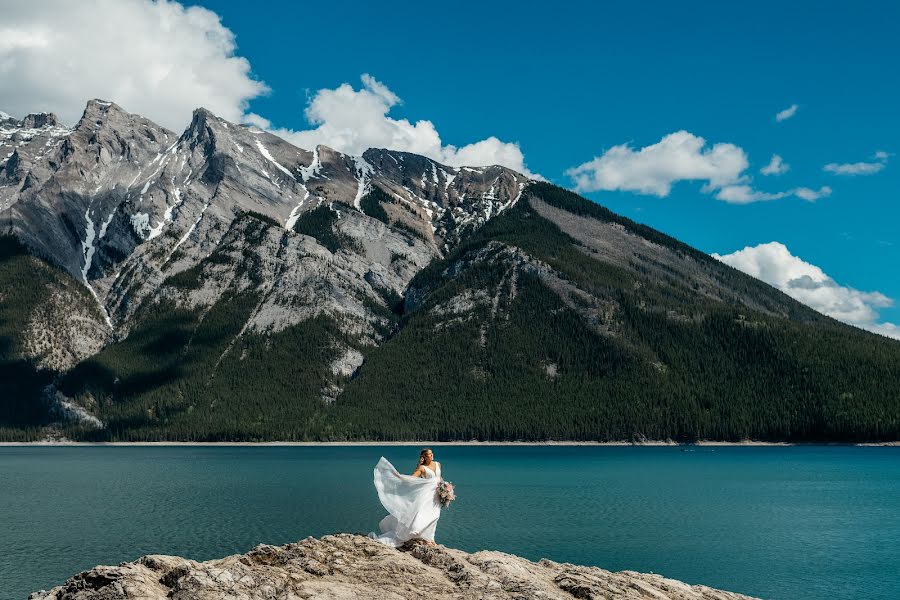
top-left (2, 0), bottom-right (897, 335)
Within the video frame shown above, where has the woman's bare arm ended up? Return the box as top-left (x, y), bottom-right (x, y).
top-left (411, 465), bottom-right (424, 477)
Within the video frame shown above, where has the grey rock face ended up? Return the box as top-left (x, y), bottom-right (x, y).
top-left (527, 197), bottom-right (818, 321)
top-left (2, 99), bottom-right (530, 372)
top-left (413, 240), bottom-right (622, 343)
top-left (22, 112), bottom-right (61, 129)
top-left (30, 534), bottom-right (758, 600)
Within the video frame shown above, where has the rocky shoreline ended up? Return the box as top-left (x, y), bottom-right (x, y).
top-left (31, 534), bottom-right (758, 599)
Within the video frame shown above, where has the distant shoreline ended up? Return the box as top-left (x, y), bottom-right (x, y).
top-left (1, 440), bottom-right (898, 447)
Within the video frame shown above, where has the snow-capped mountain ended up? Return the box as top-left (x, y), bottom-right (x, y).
top-left (1, 100), bottom-right (528, 368)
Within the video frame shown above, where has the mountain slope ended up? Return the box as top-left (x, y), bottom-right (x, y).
top-left (0, 103), bottom-right (898, 442)
top-left (333, 184), bottom-right (900, 442)
top-left (0, 236), bottom-right (108, 440)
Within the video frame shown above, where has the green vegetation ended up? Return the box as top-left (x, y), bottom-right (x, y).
top-left (359, 186), bottom-right (429, 241)
top-left (241, 209), bottom-right (281, 228)
top-left (360, 187), bottom-right (390, 224)
top-left (391, 220), bottom-right (428, 242)
top-left (0, 237), bottom-right (54, 438)
top-left (292, 204), bottom-right (361, 253)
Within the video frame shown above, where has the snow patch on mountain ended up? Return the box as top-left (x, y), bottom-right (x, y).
top-left (352, 155), bottom-right (373, 209)
top-left (298, 146), bottom-right (323, 182)
top-left (78, 206), bottom-right (113, 328)
top-left (130, 212), bottom-right (150, 238)
top-left (285, 189), bottom-right (310, 230)
top-left (255, 139), bottom-right (295, 180)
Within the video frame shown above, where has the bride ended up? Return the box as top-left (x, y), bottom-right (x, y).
top-left (369, 448), bottom-right (442, 547)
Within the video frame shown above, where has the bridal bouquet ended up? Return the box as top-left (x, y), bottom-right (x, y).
top-left (437, 481), bottom-right (456, 507)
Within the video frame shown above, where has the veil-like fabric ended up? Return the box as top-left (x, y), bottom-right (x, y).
top-left (369, 456), bottom-right (441, 547)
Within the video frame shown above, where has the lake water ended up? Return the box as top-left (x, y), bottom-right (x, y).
top-left (1, 446), bottom-right (898, 600)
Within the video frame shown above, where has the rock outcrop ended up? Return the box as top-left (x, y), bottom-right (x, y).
top-left (31, 534), bottom-right (757, 600)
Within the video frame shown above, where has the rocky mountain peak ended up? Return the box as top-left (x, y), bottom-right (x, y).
top-left (73, 99), bottom-right (173, 143)
top-left (182, 107), bottom-right (229, 145)
top-left (22, 112), bottom-right (60, 129)
top-left (76, 100), bottom-right (122, 129)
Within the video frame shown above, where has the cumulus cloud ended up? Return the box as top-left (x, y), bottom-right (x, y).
top-left (565, 131), bottom-right (749, 196)
top-left (824, 151), bottom-right (889, 176)
top-left (249, 75), bottom-right (537, 176)
top-left (775, 104), bottom-right (798, 122)
top-left (760, 154), bottom-right (789, 176)
top-left (713, 242), bottom-right (899, 340)
top-left (0, 0), bottom-right (268, 132)
top-left (567, 132), bottom-right (829, 204)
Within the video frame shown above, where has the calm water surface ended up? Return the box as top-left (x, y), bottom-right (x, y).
top-left (1, 446), bottom-right (898, 600)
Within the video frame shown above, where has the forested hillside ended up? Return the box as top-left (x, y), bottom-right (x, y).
top-left (333, 184), bottom-right (900, 442)
top-left (1, 97), bottom-right (898, 442)
top-left (3, 183), bottom-right (897, 442)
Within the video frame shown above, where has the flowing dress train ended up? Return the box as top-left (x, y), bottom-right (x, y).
top-left (369, 456), bottom-right (441, 547)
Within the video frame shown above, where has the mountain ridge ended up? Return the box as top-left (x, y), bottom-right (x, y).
top-left (1, 100), bottom-right (898, 442)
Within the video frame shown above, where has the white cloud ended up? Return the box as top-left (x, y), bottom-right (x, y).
top-left (0, 0), bottom-right (268, 131)
top-left (775, 104), bottom-right (798, 122)
top-left (793, 186), bottom-right (832, 201)
top-left (715, 186), bottom-right (788, 204)
top-left (760, 154), bottom-right (790, 176)
top-left (713, 242), bottom-right (899, 340)
top-left (824, 151), bottom-right (889, 176)
top-left (713, 185), bottom-right (831, 204)
top-left (565, 131), bottom-right (749, 196)
top-left (249, 74), bottom-right (538, 177)
top-left (567, 131), bottom-right (829, 204)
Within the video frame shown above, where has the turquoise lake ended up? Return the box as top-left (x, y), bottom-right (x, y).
top-left (1, 446), bottom-right (898, 600)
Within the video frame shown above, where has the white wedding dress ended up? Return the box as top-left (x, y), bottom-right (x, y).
top-left (369, 456), bottom-right (441, 547)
